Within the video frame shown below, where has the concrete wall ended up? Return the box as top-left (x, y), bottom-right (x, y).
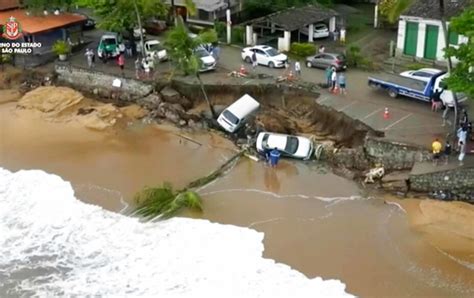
top-left (397, 16), bottom-right (467, 63)
top-left (364, 137), bottom-right (432, 170)
top-left (410, 167), bottom-right (474, 195)
top-left (55, 63), bottom-right (154, 101)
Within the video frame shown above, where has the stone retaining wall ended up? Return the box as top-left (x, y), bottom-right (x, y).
top-left (410, 168), bottom-right (474, 197)
top-left (55, 63), bottom-right (154, 101)
top-left (364, 137), bottom-right (432, 170)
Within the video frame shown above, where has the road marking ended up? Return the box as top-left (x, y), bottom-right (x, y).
top-left (362, 108), bottom-right (383, 120)
top-left (338, 101), bottom-right (356, 112)
top-left (384, 113), bottom-right (412, 130)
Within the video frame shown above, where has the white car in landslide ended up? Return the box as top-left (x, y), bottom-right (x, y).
top-left (256, 132), bottom-right (314, 160)
top-left (241, 45), bottom-right (288, 68)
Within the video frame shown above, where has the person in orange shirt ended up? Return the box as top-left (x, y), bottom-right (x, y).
top-left (432, 138), bottom-right (442, 166)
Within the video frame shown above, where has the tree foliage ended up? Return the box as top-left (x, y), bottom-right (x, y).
top-left (76, 0), bottom-right (168, 32)
top-left (379, 0), bottom-right (413, 24)
top-left (244, 0), bottom-right (332, 19)
top-left (444, 7), bottom-right (474, 99)
top-left (21, 0), bottom-right (76, 14)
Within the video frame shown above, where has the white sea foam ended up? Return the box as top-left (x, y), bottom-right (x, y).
top-left (0, 168), bottom-right (354, 297)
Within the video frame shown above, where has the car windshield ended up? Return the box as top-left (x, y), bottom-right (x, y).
top-left (222, 110), bottom-right (239, 125)
top-left (414, 72), bottom-right (434, 77)
top-left (103, 38), bottom-right (116, 46)
top-left (315, 24), bottom-right (326, 30)
top-left (265, 48), bottom-right (279, 57)
top-left (284, 136), bottom-right (299, 154)
top-left (195, 48), bottom-right (209, 58)
top-left (148, 43), bottom-right (163, 51)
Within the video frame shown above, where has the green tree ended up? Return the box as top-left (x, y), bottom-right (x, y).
top-left (76, 0), bottom-right (168, 33)
top-left (378, 0), bottom-right (413, 24)
top-left (164, 17), bottom-right (218, 118)
top-left (444, 7), bottom-right (474, 99)
top-left (22, 0), bottom-right (76, 14)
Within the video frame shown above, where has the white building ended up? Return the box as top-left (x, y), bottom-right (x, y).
top-left (166, 0), bottom-right (241, 25)
top-left (396, 0), bottom-right (469, 63)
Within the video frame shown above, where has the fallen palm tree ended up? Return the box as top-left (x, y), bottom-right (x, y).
top-left (134, 150), bottom-right (245, 220)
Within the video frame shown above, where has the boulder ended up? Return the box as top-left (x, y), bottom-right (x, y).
top-left (137, 94), bottom-right (162, 109)
top-left (160, 86), bottom-right (192, 109)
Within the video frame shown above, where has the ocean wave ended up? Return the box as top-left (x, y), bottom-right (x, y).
top-left (0, 168), bottom-right (354, 297)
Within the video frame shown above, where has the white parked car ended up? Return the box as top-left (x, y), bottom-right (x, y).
top-left (241, 45), bottom-right (288, 68)
top-left (300, 23), bottom-right (329, 39)
top-left (195, 47), bottom-right (216, 72)
top-left (400, 68), bottom-right (443, 82)
top-left (256, 132), bottom-right (314, 160)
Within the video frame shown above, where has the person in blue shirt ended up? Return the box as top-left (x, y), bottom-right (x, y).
top-left (269, 148), bottom-right (281, 167)
top-left (338, 73), bottom-right (346, 95)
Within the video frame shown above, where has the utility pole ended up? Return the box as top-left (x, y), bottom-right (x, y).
top-left (439, 0), bottom-right (458, 137)
top-left (226, 0), bottom-right (231, 44)
top-left (132, 0), bottom-right (145, 60)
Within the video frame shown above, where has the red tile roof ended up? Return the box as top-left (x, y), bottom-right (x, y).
top-left (0, 0), bottom-right (19, 11)
top-left (0, 9), bottom-right (86, 34)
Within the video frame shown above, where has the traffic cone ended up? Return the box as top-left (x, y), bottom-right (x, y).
top-left (383, 107), bottom-right (390, 119)
top-left (239, 65), bottom-right (247, 75)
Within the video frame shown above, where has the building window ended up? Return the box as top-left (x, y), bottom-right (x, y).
top-left (448, 30), bottom-right (458, 45)
top-left (198, 9), bottom-right (210, 21)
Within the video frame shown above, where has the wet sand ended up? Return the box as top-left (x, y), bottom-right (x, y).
top-left (1, 98), bottom-right (474, 297)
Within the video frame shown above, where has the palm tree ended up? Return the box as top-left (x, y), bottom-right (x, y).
top-left (379, 0), bottom-right (413, 24)
top-left (164, 16), bottom-right (217, 118)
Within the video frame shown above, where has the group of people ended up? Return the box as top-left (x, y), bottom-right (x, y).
top-left (325, 66), bottom-right (346, 95)
top-left (432, 110), bottom-right (472, 166)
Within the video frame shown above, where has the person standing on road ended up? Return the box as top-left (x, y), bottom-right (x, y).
top-left (118, 42), bottom-right (126, 54)
top-left (457, 126), bottom-right (468, 151)
top-left (338, 72), bottom-right (346, 95)
top-left (125, 40), bottom-right (133, 57)
top-left (430, 88), bottom-right (443, 112)
top-left (85, 48), bottom-right (94, 68)
top-left (330, 69), bottom-right (337, 93)
top-left (294, 61), bottom-right (301, 76)
top-left (118, 53), bottom-right (125, 76)
top-left (443, 141), bottom-right (452, 165)
top-left (458, 141), bottom-right (466, 166)
top-left (251, 51), bottom-right (257, 69)
top-left (142, 58), bottom-right (151, 79)
top-left (431, 138), bottom-right (442, 166)
top-left (134, 58), bottom-right (141, 79)
top-left (318, 45), bottom-right (325, 54)
top-left (325, 66), bottom-right (332, 88)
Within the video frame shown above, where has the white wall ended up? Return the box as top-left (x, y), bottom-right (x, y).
top-left (397, 16), bottom-right (467, 63)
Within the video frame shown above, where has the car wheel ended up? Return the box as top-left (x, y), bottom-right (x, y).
top-left (244, 56), bottom-right (251, 63)
top-left (268, 61), bottom-right (275, 68)
top-left (306, 61), bottom-right (312, 68)
top-left (388, 88), bottom-right (398, 98)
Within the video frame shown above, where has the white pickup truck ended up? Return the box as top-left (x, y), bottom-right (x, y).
top-left (137, 40), bottom-right (167, 63)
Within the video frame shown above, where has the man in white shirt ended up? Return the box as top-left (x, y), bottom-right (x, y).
top-left (294, 61), bottom-right (301, 76)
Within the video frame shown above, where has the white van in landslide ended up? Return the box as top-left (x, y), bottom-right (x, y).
top-left (217, 94), bottom-right (260, 133)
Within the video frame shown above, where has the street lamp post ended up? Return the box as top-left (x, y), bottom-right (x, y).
top-left (439, 0), bottom-right (459, 137)
top-left (226, 0), bottom-right (231, 44)
top-left (132, 0), bottom-right (145, 60)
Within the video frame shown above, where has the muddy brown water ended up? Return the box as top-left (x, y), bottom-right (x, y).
top-left (1, 101), bottom-right (474, 297)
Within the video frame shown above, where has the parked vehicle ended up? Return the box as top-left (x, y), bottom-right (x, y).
top-left (241, 45), bottom-right (288, 68)
top-left (195, 47), bottom-right (216, 72)
top-left (139, 40), bottom-right (167, 63)
top-left (75, 13), bottom-right (95, 30)
top-left (368, 71), bottom-right (466, 106)
top-left (400, 68), bottom-right (443, 82)
top-left (256, 132), bottom-right (314, 160)
top-left (300, 23), bottom-right (329, 39)
top-left (217, 94), bottom-right (260, 133)
top-left (306, 53), bottom-right (346, 71)
top-left (143, 19), bottom-right (167, 35)
top-left (97, 33), bottom-right (120, 59)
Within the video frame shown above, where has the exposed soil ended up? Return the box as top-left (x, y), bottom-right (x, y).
top-left (17, 86), bottom-right (146, 131)
top-left (173, 82), bottom-right (382, 147)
